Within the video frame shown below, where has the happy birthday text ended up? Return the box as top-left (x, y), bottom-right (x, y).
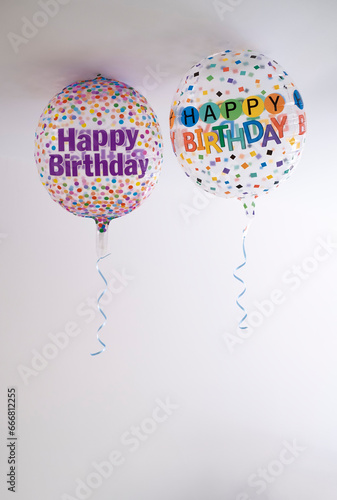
top-left (48, 128), bottom-right (149, 178)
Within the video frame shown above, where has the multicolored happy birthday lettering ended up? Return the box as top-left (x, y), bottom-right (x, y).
top-left (171, 92), bottom-right (306, 155)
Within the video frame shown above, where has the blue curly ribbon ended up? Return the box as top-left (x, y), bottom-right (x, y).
top-left (233, 222), bottom-right (251, 330)
top-left (91, 253), bottom-right (111, 356)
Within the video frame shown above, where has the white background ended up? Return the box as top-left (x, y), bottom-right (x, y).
top-left (1, 0), bottom-right (337, 499)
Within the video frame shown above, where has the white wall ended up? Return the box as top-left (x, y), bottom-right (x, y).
top-left (1, 1), bottom-right (337, 499)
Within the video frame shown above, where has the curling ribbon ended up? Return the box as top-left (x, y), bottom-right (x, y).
top-left (233, 221), bottom-right (252, 330)
top-left (91, 253), bottom-right (111, 356)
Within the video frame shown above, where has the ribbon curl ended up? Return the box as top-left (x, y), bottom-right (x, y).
top-left (91, 253), bottom-right (111, 356)
top-left (233, 222), bottom-right (251, 330)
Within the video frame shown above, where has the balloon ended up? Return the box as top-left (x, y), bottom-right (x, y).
top-left (170, 50), bottom-right (306, 215)
top-left (35, 76), bottom-right (163, 235)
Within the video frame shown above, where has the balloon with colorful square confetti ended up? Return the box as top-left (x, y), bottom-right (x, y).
top-left (170, 50), bottom-right (306, 217)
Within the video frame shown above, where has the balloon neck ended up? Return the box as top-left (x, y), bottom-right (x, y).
top-left (241, 196), bottom-right (257, 219)
top-left (95, 217), bottom-right (111, 258)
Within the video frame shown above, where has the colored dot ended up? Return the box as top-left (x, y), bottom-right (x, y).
top-left (220, 99), bottom-right (243, 120)
top-left (265, 93), bottom-right (285, 114)
top-left (199, 102), bottom-right (221, 123)
top-left (293, 89), bottom-right (304, 109)
top-left (242, 96), bottom-right (264, 117)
